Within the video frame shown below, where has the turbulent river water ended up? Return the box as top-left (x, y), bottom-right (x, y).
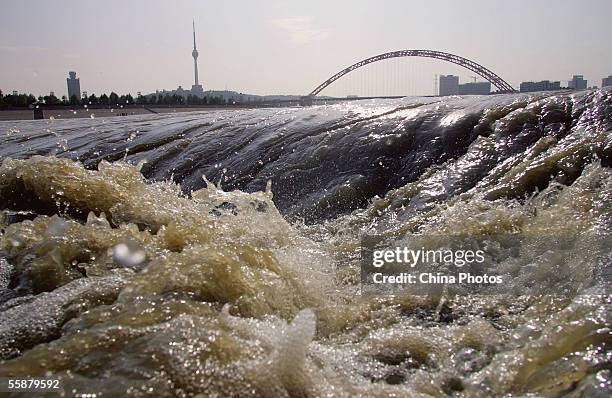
top-left (0, 90), bottom-right (610, 397)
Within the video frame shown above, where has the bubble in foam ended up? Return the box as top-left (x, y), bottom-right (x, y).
top-left (111, 243), bottom-right (146, 268)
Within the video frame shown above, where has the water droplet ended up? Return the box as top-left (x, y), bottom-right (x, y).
top-left (111, 243), bottom-right (146, 268)
top-left (57, 139), bottom-right (69, 151)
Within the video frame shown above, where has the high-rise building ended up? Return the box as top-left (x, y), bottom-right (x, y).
top-left (66, 71), bottom-right (81, 100)
top-left (458, 81), bottom-right (491, 95)
top-left (602, 76), bottom-right (612, 88)
top-left (519, 80), bottom-right (562, 93)
top-left (191, 20), bottom-right (204, 97)
top-left (568, 75), bottom-right (587, 90)
top-left (439, 75), bottom-right (459, 96)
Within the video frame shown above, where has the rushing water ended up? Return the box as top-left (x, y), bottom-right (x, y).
top-left (0, 90), bottom-right (610, 397)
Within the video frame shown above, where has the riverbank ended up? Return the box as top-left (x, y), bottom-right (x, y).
top-left (0, 104), bottom-right (294, 121)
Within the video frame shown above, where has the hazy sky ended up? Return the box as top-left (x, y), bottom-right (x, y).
top-left (1, 0), bottom-right (611, 97)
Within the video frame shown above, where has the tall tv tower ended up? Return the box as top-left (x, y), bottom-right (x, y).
top-left (191, 20), bottom-right (204, 96)
top-left (192, 20), bottom-right (199, 86)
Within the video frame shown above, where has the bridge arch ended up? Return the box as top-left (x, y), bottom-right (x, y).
top-left (308, 50), bottom-right (516, 97)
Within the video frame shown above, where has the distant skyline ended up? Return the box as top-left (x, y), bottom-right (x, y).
top-left (1, 0), bottom-right (611, 97)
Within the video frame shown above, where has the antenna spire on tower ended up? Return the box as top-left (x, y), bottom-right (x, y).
top-left (192, 19), bottom-right (197, 50)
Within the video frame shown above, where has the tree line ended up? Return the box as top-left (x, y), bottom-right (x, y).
top-left (0, 89), bottom-right (229, 108)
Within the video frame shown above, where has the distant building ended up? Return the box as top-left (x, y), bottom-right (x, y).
top-left (458, 81), bottom-right (491, 95)
top-left (519, 80), bottom-right (562, 93)
top-left (175, 86), bottom-right (187, 97)
top-left (66, 71), bottom-right (81, 99)
top-left (439, 75), bottom-right (459, 96)
top-left (602, 76), bottom-right (612, 88)
top-left (568, 75), bottom-right (587, 90)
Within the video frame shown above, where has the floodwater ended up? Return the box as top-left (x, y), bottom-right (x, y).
top-left (0, 89), bottom-right (610, 397)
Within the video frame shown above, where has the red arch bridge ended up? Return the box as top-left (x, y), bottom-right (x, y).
top-left (300, 49), bottom-right (516, 105)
